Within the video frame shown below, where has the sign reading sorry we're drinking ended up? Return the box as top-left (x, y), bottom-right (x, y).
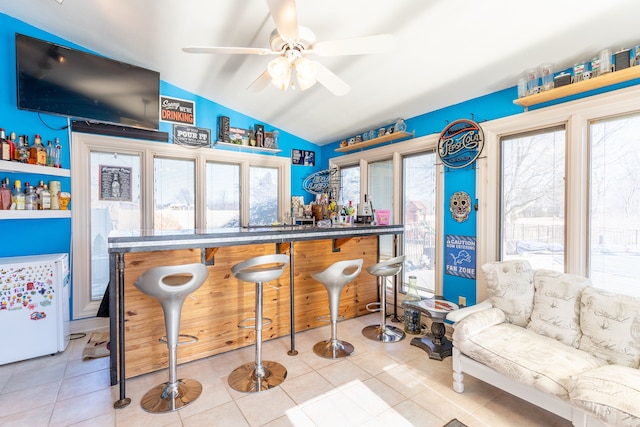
top-left (160, 96), bottom-right (195, 125)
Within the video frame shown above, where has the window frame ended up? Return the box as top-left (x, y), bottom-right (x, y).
top-left (477, 85), bottom-right (640, 302)
top-left (71, 133), bottom-right (290, 319)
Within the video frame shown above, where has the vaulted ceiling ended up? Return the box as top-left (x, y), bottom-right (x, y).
top-left (2, 0), bottom-right (639, 145)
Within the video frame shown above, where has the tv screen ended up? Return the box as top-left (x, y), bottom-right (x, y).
top-left (16, 33), bottom-right (160, 131)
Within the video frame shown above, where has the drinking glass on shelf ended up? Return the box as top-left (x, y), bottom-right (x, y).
top-left (573, 62), bottom-right (586, 82)
top-left (517, 77), bottom-right (527, 98)
top-left (526, 68), bottom-right (539, 95)
top-left (600, 49), bottom-right (612, 74)
top-left (540, 64), bottom-right (554, 91)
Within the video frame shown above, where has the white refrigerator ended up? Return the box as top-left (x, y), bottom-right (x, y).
top-left (0, 253), bottom-right (70, 365)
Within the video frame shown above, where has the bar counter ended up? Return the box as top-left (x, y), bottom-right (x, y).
top-left (108, 223), bottom-right (403, 406)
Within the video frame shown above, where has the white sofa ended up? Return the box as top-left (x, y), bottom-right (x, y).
top-left (447, 260), bottom-right (640, 427)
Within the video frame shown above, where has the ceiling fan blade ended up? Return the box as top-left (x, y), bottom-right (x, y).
top-left (314, 61), bottom-right (350, 96)
top-left (314, 34), bottom-right (397, 56)
top-left (267, 0), bottom-right (299, 42)
top-left (247, 70), bottom-right (272, 92)
top-left (182, 46), bottom-right (275, 55)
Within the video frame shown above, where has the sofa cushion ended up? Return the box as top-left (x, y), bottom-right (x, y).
top-left (579, 287), bottom-right (640, 368)
top-left (526, 269), bottom-right (591, 348)
top-left (482, 260), bottom-right (534, 327)
top-left (569, 365), bottom-right (640, 427)
top-left (455, 322), bottom-right (605, 399)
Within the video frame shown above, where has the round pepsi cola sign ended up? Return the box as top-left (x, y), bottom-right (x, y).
top-left (438, 119), bottom-right (484, 169)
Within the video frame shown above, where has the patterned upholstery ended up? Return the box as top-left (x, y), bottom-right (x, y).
top-left (482, 259), bottom-right (534, 327)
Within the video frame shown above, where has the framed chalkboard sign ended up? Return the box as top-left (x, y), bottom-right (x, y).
top-left (99, 165), bottom-right (132, 201)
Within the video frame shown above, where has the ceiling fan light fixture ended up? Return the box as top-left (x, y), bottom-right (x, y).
top-left (267, 56), bottom-right (290, 80)
top-left (294, 57), bottom-right (317, 90)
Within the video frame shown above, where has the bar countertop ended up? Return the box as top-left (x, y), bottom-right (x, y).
top-left (108, 223), bottom-right (404, 252)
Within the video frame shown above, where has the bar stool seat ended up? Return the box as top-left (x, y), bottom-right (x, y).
top-left (362, 255), bottom-right (406, 343)
top-left (312, 259), bottom-right (363, 359)
top-left (228, 254), bottom-right (289, 392)
top-left (133, 262), bottom-right (209, 413)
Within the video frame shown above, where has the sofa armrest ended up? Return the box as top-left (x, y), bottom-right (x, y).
top-left (452, 307), bottom-right (506, 342)
top-left (446, 300), bottom-right (492, 323)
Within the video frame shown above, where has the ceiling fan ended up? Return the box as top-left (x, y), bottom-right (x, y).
top-left (182, 0), bottom-right (396, 96)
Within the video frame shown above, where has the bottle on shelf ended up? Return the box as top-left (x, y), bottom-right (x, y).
top-left (46, 140), bottom-right (54, 167)
top-left (0, 129), bottom-right (11, 161)
top-left (12, 179), bottom-right (25, 210)
top-left (8, 132), bottom-right (16, 162)
top-left (0, 178), bottom-right (11, 210)
top-left (29, 134), bottom-right (46, 166)
top-left (53, 138), bottom-right (62, 168)
top-left (24, 182), bottom-right (37, 210)
top-left (18, 136), bottom-right (29, 163)
top-left (38, 182), bottom-right (51, 210)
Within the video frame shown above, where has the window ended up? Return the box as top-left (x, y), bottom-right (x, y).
top-left (500, 127), bottom-right (566, 271)
top-left (206, 162), bottom-right (240, 228)
top-left (403, 151), bottom-right (437, 294)
top-left (72, 134), bottom-right (290, 319)
top-left (589, 114), bottom-right (640, 296)
top-left (154, 157), bottom-right (195, 230)
top-left (339, 165), bottom-right (360, 206)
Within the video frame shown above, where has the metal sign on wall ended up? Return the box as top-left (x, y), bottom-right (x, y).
top-left (302, 169), bottom-right (332, 195)
top-left (160, 96), bottom-right (195, 125)
top-left (445, 235), bottom-right (476, 279)
top-left (438, 119), bottom-right (484, 169)
top-left (172, 125), bottom-right (211, 148)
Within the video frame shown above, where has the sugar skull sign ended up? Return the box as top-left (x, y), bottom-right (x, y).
top-left (450, 191), bottom-right (471, 222)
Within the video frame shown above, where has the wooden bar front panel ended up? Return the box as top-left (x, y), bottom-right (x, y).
top-left (122, 236), bottom-right (378, 379)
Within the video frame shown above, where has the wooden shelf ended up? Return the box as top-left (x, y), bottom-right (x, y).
top-left (213, 141), bottom-right (281, 154)
top-left (335, 131), bottom-right (414, 152)
top-left (0, 210), bottom-right (71, 219)
top-left (0, 161), bottom-right (70, 177)
top-left (514, 66), bottom-right (640, 109)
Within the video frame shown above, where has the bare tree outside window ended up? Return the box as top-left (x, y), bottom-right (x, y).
top-left (501, 127), bottom-right (566, 271)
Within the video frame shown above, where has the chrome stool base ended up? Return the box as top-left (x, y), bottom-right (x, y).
top-left (228, 361), bottom-right (287, 392)
top-left (140, 379), bottom-right (202, 413)
top-left (362, 324), bottom-right (405, 343)
top-left (313, 339), bottom-right (355, 359)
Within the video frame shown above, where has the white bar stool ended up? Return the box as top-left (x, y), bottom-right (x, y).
top-left (228, 254), bottom-right (289, 392)
top-left (133, 262), bottom-right (209, 413)
top-left (362, 255), bottom-right (406, 342)
top-left (312, 259), bottom-right (363, 359)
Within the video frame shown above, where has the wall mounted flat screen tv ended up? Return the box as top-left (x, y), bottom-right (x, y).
top-left (16, 33), bottom-right (160, 131)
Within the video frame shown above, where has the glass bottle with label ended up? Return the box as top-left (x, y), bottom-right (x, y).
top-left (53, 138), bottom-right (62, 168)
top-left (18, 136), bottom-right (29, 163)
top-left (39, 184), bottom-right (51, 210)
top-left (8, 132), bottom-right (16, 162)
top-left (0, 129), bottom-right (10, 161)
top-left (24, 182), bottom-right (37, 210)
top-left (0, 178), bottom-right (11, 210)
top-left (46, 140), bottom-right (54, 167)
top-left (12, 179), bottom-right (25, 210)
top-left (29, 134), bottom-right (46, 166)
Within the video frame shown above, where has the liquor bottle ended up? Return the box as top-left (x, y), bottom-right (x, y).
top-left (8, 132), bottom-right (16, 161)
top-left (24, 182), bottom-right (37, 210)
top-left (12, 179), bottom-right (25, 210)
top-left (0, 129), bottom-right (10, 161)
top-left (53, 138), bottom-right (62, 168)
top-left (30, 134), bottom-right (46, 165)
top-left (18, 136), bottom-right (29, 163)
top-left (0, 178), bottom-right (11, 210)
top-left (39, 183), bottom-right (51, 210)
top-left (46, 140), bottom-right (54, 167)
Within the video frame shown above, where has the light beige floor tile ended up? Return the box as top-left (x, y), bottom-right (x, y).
top-left (64, 355), bottom-right (110, 379)
top-left (376, 362), bottom-right (431, 398)
top-left (262, 409), bottom-right (316, 427)
top-left (2, 359), bottom-right (66, 394)
top-left (68, 411), bottom-right (115, 427)
top-left (341, 376), bottom-right (405, 416)
top-left (388, 399), bottom-right (446, 427)
top-left (181, 400), bottom-right (249, 427)
top-left (349, 351), bottom-right (401, 376)
top-left (280, 370), bottom-right (335, 405)
top-left (0, 381), bottom-right (60, 418)
top-left (49, 387), bottom-right (115, 426)
top-left (234, 386), bottom-right (297, 427)
top-left (0, 403), bottom-right (54, 427)
top-left (57, 368), bottom-right (111, 401)
top-left (315, 358), bottom-right (371, 387)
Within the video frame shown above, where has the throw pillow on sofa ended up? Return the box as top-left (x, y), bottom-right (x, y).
top-left (482, 259), bottom-right (534, 327)
top-left (527, 269), bottom-right (591, 348)
top-left (579, 287), bottom-right (640, 367)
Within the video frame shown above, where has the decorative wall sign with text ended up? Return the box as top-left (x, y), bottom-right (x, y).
top-left (160, 96), bottom-right (195, 125)
top-left (172, 125), bottom-right (210, 148)
top-left (99, 165), bottom-right (132, 201)
top-left (292, 149), bottom-right (315, 166)
top-left (302, 169), bottom-right (331, 195)
top-left (445, 235), bottom-right (476, 279)
top-left (438, 119), bottom-right (484, 169)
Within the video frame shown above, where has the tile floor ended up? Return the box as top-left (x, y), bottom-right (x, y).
top-left (0, 313), bottom-right (573, 427)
